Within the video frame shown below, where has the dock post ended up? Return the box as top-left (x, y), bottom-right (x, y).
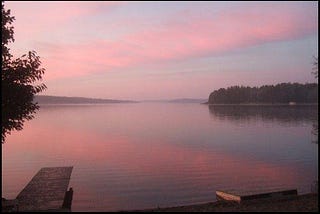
top-left (62, 187), bottom-right (73, 209)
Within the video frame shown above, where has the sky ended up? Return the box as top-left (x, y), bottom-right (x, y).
top-left (5, 1), bottom-right (318, 100)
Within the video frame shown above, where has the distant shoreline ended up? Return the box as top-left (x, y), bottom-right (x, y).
top-left (38, 102), bottom-right (139, 106)
top-left (34, 95), bottom-right (209, 104)
top-left (203, 103), bottom-right (318, 106)
top-left (34, 95), bottom-right (138, 104)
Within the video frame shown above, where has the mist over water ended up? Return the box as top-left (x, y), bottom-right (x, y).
top-left (2, 103), bottom-right (318, 211)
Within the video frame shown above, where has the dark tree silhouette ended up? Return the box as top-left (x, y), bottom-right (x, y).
top-left (312, 56), bottom-right (318, 79)
top-left (2, 2), bottom-right (46, 143)
top-left (311, 56), bottom-right (318, 144)
top-left (208, 83), bottom-right (318, 104)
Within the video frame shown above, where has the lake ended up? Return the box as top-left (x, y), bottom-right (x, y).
top-left (2, 103), bottom-right (318, 211)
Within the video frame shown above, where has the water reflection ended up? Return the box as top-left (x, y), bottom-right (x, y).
top-left (2, 104), bottom-right (318, 211)
top-left (208, 105), bottom-right (318, 123)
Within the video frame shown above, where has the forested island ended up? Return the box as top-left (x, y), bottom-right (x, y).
top-left (207, 83), bottom-right (318, 104)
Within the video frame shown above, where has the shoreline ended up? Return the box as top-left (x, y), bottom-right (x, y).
top-left (203, 103), bottom-right (318, 106)
top-left (126, 193), bottom-right (318, 212)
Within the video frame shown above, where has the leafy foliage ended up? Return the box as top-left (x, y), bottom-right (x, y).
top-left (208, 83), bottom-right (318, 104)
top-left (312, 56), bottom-right (318, 79)
top-left (1, 1), bottom-right (14, 64)
top-left (2, 2), bottom-right (46, 143)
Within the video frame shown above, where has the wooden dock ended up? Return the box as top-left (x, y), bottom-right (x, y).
top-left (15, 166), bottom-right (73, 212)
top-left (216, 188), bottom-right (298, 204)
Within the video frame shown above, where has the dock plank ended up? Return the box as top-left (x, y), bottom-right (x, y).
top-left (16, 166), bottom-right (73, 211)
top-left (216, 188), bottom-right (297, 203)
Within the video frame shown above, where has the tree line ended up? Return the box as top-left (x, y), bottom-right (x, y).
top-left (208, 83), bottom-right (318, 104)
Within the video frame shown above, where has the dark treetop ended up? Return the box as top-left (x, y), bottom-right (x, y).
top-left (1, 2), bottom-right (46, 143)
top-left (208, 83), bottom-right (318, 104)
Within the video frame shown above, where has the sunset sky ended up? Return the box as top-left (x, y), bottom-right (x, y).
top-left (5, 1), bottom-right (318, 100)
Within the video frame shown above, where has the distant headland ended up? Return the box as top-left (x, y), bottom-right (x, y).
top-left (34, 96), bottom-right (208, 104)
top-left (34, 95), bottom-right (138, 104)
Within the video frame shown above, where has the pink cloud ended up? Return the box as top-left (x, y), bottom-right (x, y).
top-left (21, 2), bottom-right (318, 80)
top-left (6, 1), bottom-right (123, 44)
top-left (7, 1), bottom-right (122, 23)
top-left (137, 4), bottom-right (317, 60)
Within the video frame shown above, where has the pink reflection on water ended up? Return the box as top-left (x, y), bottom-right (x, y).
top-left (2, 104), bottom-right (315, 211)
top-left (4, 120), bottom-right (299, 192)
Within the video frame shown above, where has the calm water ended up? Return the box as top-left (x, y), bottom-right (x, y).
top-left (2, 103), bottom-right (318, 211)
